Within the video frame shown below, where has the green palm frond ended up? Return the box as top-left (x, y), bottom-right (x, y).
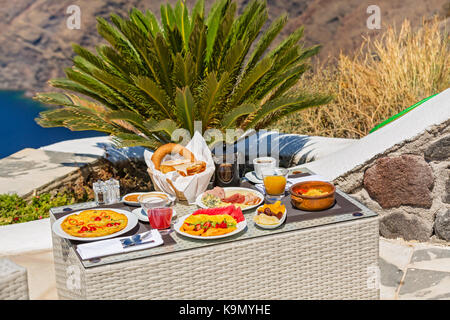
top-left (144, 118), bottom-right (178, 137)
top-left (191, 0), bottom-right (205, 23)
top-left (145, 10), bottom-right (163, 37)
top-left (188, 15), bottom-right (207, 80)
top-left (245, 14), bottom-right (287, 72)
top-left (174, 0), bottom-right (191, 50)
top-left (174, 86), bottom-right (196, 135)
top-left (35, 0), bottom-right (332, 149)
top-left (198, 71), bottom-right (231, 131)
top-left (221, 103), bottom-right (257, 128)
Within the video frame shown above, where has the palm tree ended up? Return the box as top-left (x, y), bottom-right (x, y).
top-left (34, 0), bottom-right (332, 149)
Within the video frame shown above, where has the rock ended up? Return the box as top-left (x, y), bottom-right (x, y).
top-left (380, 211), bottom-right (432, 242)
top-left (424, 136), bottom-right (450, 162)
top-left (364, 155), bottom-right (434, 209)
top-left (443, 178), bottom-right (450, 204)
top-left (434, 208), bottom-right (450, 241)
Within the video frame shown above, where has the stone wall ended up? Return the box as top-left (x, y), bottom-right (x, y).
top-left (334, 120), bottom-right (449, 243)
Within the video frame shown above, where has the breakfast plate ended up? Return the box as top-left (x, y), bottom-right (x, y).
top-left (195, 187), bottom-right (264, 211)
top-left (131, 207), bottom-right (177, 223)
top-left (52, 208), bottom-right (138, 242)
top-left (174, 213), bottom-right (247, 240)
top-left (253, 203), bottom-right (287, 229)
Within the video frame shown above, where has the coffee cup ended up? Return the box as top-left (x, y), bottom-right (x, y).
top-left (253, 157), bottom-right (276, 179)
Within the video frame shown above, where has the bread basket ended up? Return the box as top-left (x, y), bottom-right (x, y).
top-left (147, 168), bottom-right (187, 201)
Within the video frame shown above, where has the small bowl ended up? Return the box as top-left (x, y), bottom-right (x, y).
top-left (289, 181), bottom-right (336, 211)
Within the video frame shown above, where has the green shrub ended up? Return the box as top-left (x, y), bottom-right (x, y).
top-left (0, 193), bottom-right (75, 225)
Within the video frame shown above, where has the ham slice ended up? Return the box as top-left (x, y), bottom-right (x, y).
top-left (204, 187), bottom-right (225, 200)
top-left (223, 193), bottom-right (245, 204)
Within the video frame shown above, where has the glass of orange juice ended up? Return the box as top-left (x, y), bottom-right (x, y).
top-left (261, 167), bottom-right (289, 201)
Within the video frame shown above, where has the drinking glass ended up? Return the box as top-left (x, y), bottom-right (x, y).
top-left (147, 207), bottom-right (173, 230)
top-left (261, 167), bottom-right (288, 202)
top-left (138, 194), bottom-right (173, 230)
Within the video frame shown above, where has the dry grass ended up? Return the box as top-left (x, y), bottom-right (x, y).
top-left (271, 17), bottom-right (450, 138)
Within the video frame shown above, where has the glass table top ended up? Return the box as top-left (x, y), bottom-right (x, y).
top-left (50, 168), bottom-right (378, 268)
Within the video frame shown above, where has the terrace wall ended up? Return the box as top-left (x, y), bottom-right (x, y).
top-left (335, 121), bottom-right (450, 243)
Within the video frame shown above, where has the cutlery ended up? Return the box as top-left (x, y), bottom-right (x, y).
top-left (121, 239), bottom-right (155, 249)
top-left (120, 231), bottom-right (153, 248)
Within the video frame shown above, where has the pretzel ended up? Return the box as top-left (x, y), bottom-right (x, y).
top-left (151, 143), bottom-right (195, 171)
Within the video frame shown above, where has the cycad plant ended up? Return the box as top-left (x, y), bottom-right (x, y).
top-left (34, 0), bottom-right (332, 149)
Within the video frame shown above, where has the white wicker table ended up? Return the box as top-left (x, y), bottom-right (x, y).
top-left (50, 171), bottom-right (379, 300)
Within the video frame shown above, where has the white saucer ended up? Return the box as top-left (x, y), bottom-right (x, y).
top-left (244, 171), bottom-right (263, 184)
top-left (132, 207), bottom-right (177, 223)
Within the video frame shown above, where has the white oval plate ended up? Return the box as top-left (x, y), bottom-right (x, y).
top-left (132, 207), bottom-right (177, 223)
top-left (52, 208), bottom-right (138, 242)
top-left (195, 187), bottom-right (264, 211)
top-left (174, 214), bottom-right (247, 240)
top-left (253, 205), bottom-right (287, 229)
top-left (122, 192), bottom-right (175, 207)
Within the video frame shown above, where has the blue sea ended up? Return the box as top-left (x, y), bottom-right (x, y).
top-left (0, 91), bottom-right (106, 159)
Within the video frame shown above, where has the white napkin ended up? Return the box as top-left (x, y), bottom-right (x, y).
top-left (254, 174), bottom-right (330, 195)
top-left (144, 131), bottom-right (215, 204)
top-left (76, 229), bottom-right (163, 260)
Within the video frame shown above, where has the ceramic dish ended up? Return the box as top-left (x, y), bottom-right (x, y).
top-left (253, 205), bottom-right (287, 229)
top-left (289, 181), bottom-right (336, 211)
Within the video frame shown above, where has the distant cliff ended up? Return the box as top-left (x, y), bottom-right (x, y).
top-left (0, 0), bottom-right (448, 96)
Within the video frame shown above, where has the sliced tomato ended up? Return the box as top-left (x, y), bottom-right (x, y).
top-left (202, 221), bottom-right (212, 229)
top-left (218, 221), bottom-right (227, 228)
top-left (194, 224), bottom-right (202, 231)
top-left (94, 216), bottom-right (102, 221)
top-left (106, 223), bottom-right (113, 227)
top-left (89, 227), bottom-right (97, 231)
top-left (78, 226), bottom-right (88, 233)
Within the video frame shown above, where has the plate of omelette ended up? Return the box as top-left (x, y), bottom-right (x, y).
top-left (52, 208), bottom-right (138, 241)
